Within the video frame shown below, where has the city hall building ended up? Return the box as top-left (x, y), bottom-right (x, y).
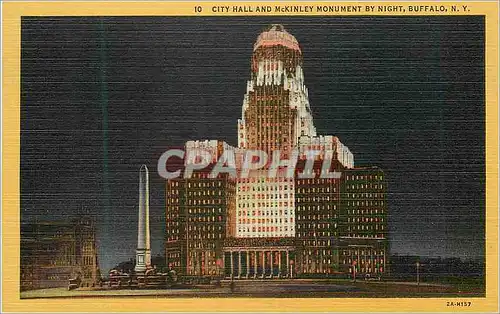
top-left (165, 25), bottom-right (388, 279)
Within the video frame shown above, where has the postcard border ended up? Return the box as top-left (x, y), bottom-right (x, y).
top-left (2, 1), bottom-right (498, 312)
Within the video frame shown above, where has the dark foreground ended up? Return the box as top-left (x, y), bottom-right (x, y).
top-left (21, 278), bottom-right (485, 299)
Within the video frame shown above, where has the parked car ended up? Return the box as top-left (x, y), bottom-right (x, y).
top-left (68, 276), bottom-right (81, 290)
top-left (364, 274), bottom-right (381, 281)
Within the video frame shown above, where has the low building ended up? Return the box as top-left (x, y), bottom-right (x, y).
top-left (20, 217), bottom-right (100, 290)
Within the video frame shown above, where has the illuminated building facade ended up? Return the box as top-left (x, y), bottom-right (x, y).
top-left (165, 24), bottom-right (388, 279)
top-left (165, 159), bottom-right (236, 276)
top-left (238, 24), bottom-right (316, 153)
top-left (235, 173), bottom-right (295, 238)
top-left (338, 167), bottom-right (389, 276)
top-left (294, 159), bottom-right (342, 276)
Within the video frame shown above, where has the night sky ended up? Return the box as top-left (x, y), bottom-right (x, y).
top-left (21, 16), bottom-right (485, 273)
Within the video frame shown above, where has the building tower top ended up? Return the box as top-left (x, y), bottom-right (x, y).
top-left (253, 24), bottom-right (301, 53)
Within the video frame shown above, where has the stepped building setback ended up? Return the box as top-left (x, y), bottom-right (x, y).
top-left (165, 25), bottom-right (388, 279)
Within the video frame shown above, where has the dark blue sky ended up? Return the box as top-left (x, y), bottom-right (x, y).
top-left (21, 16), bottom-right (485, 273)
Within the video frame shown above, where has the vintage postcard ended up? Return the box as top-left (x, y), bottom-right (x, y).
top-left (1, 1), bottom-right (498, 313)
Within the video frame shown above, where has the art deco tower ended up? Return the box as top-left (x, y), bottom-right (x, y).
top-left (238, 24), bottom-right (317, 156)
top-left (165, 25), bottom-right (386, 280)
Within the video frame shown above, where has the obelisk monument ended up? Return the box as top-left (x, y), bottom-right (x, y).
top-left (135, 164), bottom-right (151, 272)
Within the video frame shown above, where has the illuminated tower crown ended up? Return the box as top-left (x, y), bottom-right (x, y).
top-left (238, 24), bottom-right (317, 155)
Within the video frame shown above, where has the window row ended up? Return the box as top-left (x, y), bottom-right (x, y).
top-left (187, 181), bottom-right (223, 188)
top-left (238, 193), bottom-right (293, 200)
top-left (347, 201), bottom-right (385, 207)
top-left (186, 199), bottom-right (224, 205)
top-left (296, 187), bottom-right (337, 193)
top-left (238, 217), bottom-right (293, 224)
top-left (188, 233), bottom-right (223, 240)
top-left (238, 184), bottom-right (292, 192)
top-left (187, 190), bottom-right (223, 197)
top-left (348, 217), bottom-right (385, 223)
top-left (237, 209), bottom-right (292, 216)
top-left (348, 209), bottom-right (384, 215)
top-left (345, 192), bottom-right (384, 199)
top-left (342, 250), bottom-right (385, 256)
top-left (296, 196), bottom-right (337, 202)
top-left (237, 201), bottom-right (293, 207)
top-left (188, 208), bottom-right (223, 214)
top-left (297, 214), bottom-right (338, 220)
top-left (345, 175), bottom-right (383, 181)
top-left (188, 216), bottom-right (224, 222)
top-left (300, 239), bottom-right (331, 246)
top-left (299, 222), bottom-right (336, 228)
top-left (347, 225), bottom-right (385, 231)
top-left (344, 234), bottom-right (385, 238)
top-left (237, 225), bottom-right (294, 233)
top-left (238, 177), bottom-right (293, 183)
top-left (297, 205), bottom-right (337, 212)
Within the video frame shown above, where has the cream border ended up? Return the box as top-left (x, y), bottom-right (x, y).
top-left (2, 1), bottom-right (498, 312)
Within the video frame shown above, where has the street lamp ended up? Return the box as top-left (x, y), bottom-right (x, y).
top-left (416, 261), bottom-right (420, 286)
top-left (352, 260), bottom-right (357, 283)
